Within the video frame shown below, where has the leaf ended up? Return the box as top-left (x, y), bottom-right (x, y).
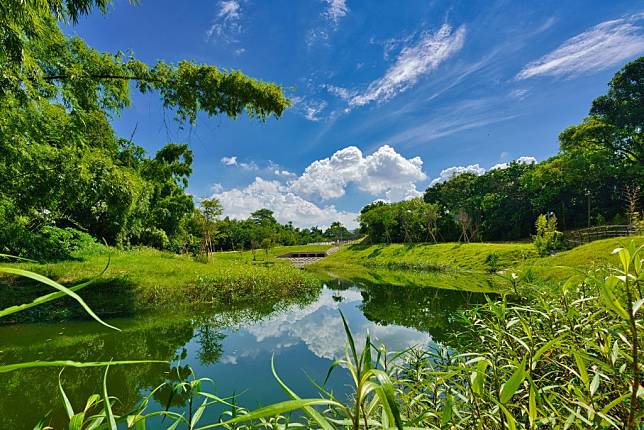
top-left (573, 352), bottom-right (589, 389)
top-left (190, 398), bottom-right (208, 428)
top-left (339, 310), bottom-right (359, 370)
top-left (270, 356), bottom-right (336, 430)
top-left (440, 394), bottom-right (453, 427)
top-left (500, 357), bottom-right (526, 404)
top-left (370, 369), bottom-right (403, 430)
top-left (599, 276), bottom-right (630, 320)
top-left (58, 370), bottom-right (75, 419)
top-left (590, 372), bottom-right (600, 397)
top-left (0, 359), bottom-right (165, 374)
top-left (103, 365), bottom-right (117, 430)
top-left (0, 266), bottom-right (119, 331)
top-left (195, 399), bottom-right (338, 430)
top-left (529, 385), bottom-right (537, 427)
top-left (471, 359), bottom-right (489, 395)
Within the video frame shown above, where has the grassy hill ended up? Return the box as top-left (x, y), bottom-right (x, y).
top-left (308, 236), bottom-right (644, 289)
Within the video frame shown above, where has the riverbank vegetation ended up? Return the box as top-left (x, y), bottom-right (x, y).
top-left (310, 236), bottom-right (643, 285)
top-left (0, 245), bottom-right (325, 323)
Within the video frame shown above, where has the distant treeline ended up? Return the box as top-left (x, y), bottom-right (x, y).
top-left (359, 57), bottom-right (643, 244)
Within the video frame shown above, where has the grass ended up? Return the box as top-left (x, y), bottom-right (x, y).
top-left (0, 245), bottom-right (329, 322)
top-left (309, 236), bottom-right (644, 289)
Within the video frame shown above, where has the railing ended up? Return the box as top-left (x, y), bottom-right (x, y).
top-left (563, 225), bottom-right (637, 245)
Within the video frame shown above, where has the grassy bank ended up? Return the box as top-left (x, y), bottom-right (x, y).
top-left (0, 245), bottom-right (329, 322)
top-left (309, 236), bottom-right (644, 288)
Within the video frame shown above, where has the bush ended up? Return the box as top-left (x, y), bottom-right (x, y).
top-left (533, 213), bottom-right (564, 256)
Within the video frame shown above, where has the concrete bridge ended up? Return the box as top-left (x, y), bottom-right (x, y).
top-left (276, 246), bottom-right (340, 268)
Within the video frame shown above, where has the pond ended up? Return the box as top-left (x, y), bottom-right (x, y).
top-left (0, 276), bottom-right (489, 429)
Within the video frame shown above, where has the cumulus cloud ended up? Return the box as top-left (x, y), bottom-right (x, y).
top-left (430, 156), bottom-right (537, 186)
top-left (206, 0), bottom-right (243, 42)
top-left (210, 146), bottom-right (428, 228)
top-left (349, 24), bottom-right (466, 107)
top-left (289, 145), bottom-right (426, 201)
top-left (517, 14), bottom-right (644, 79)
top-left (322, 0), bottom-right (348, 23)
top-left (430, 164), bottom-right (485, 186)
top-left (211, 177), bottom-right (358, 229)
top-left (489, 156), bottom-right (537, 171)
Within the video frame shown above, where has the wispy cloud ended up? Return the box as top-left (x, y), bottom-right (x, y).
top-left (517, 14), bottom-right (644, 79)
top-left (323, 0), bottom-right (349, 23)
top-left (206, 0), bottom-right (243, 42)
top-left (221, 156), bottom-right (238, 166)
top-left (349, 24), bottom-right (466, 107)
top-left (220, 156), bottom-right (258, 171)
top-left (290, 96), bottom-right (329, 121)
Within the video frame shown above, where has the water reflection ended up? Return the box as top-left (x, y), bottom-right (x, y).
top-left (0, 275), bottom-right (488, 429)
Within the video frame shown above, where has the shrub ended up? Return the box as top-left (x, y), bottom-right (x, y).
top-left (533, 213), bottom-right (564, 256)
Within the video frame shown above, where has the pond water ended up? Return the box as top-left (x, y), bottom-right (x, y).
top-left (0, 277), bottom-right (487, 429)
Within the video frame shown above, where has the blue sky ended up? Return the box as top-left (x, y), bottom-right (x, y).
top-left (69, 0), bottom-right (644, 228)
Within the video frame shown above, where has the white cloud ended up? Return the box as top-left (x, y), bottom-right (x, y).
top-left (304, 100), bottom-right (328, 121)
top-left (430, 156), bottom-right (537, 186)
top-left (210, 146), bottom-right (428, 228)
top-left (221, 156), bottom-right (238, 166)
top-left (323, 84), bottom-right (355, 101)
top-left (220, 156), bottom-right (258, 171)
top-left (509, 88), bottom-right (529, 100)
top-left (289, 145), bottom-right (426, 201)
top-left (206, 0), bottom-right (243, 42)
top-left (212, 177), bottom-right (358, 229)
top-left (349, 24), bottom-right (466, 107)
top-left (430, 164), bottom-right (485, 186)
top-left (489, 156), bottom-right (537, 171)
top-left (517, 15), bottom-right (644, 79)
top-left (322, 0), bottom-right (349, 23)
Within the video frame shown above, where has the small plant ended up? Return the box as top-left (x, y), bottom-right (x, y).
top-left (484, 251), bottom-right (499, 273)
top-left (533, 213), bottom-right (563, 256)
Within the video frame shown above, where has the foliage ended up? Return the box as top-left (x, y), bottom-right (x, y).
top-left (359, 198), bottom-right (444, 244)
top-left (532, 213), bottom-right (564, 256)
top-left (0, 0), bottom-right (290, 259)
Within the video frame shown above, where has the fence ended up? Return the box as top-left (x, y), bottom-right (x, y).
top-left (563, 225), bottom-right (638, 245)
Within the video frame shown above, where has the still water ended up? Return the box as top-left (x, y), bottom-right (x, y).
top-left (0, 278), bottom-right (486, 429)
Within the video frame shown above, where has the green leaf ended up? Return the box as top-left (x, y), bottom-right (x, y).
top-left (0, 359), bottom-right (165, 374)
top-left (103, 365), bottom-right (117, 430)
top-left (195, 399), bottom-right (337, 429)
top-left (599, 276), bottom-right (630, 320)
top-left (0, 266), bottom-right (119, 331)
top-left (573, 352), bottom-right (589, 389)
top-left (500, 357), bottom-right (526, 404)
top-left (471, 359), bottom-right (490, 395)
top-left (58, 370), bottom-right (75, 419)
top-left (590, 372), bottom-right (600, 396)
top-left (270, 356), bottom-right (336, 430)
top-left (440, 394), bottom-right (453, 427)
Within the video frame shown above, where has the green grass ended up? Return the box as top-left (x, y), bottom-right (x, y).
top-left (0, 245), bottom-right (328, 321)
top-left (308, 236), bottom-right (644, 290)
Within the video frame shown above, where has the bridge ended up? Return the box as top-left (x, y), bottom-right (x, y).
top-left (276, 246), bottom-right (340, 268)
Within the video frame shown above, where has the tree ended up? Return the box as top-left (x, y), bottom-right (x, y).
top-left (198, 198), bottom-right (223, 254)
top-left (0, 1), bottom-right (291, 257)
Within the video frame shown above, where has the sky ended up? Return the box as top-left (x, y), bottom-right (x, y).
top-left (68, 0), bottom-right (644, 229)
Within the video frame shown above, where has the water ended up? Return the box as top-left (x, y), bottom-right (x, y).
top-left (0, 278), bottom-right (486, 429)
